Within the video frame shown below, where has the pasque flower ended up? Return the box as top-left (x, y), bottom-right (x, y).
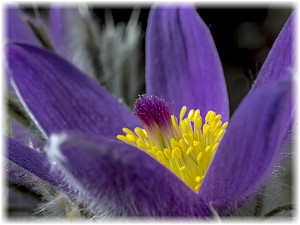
top-left (6, 6), bottom-right (294, 218)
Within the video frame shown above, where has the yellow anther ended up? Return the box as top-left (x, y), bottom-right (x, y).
top-left (180, 106), bottom-right (187, 120)
top-left (180, 121), bottom-right (189, 132)
top-left (214, 121), bottom-right (222, 130)
top-left (209, 111), bottom-right (216, 121)
top-left (116, 135), bottom-right (128, 142)
top-left (172, 147), bottom-right (182, 159)
top-left (195, 176), bottom-right (201, 183)
top-left (117, 106), bottom-right (228, 193)
top-left (164, 148), bottom-right (172, 159)
top-left (193, 109), bottom-right (200, 121)
top-left (170, 138), bottom-right (178, 149)
top-left (134, 127), bottom-right (147, 139)
top-left (179, 139), bottom-right (186, 151)
top-left (171, 115), bottom-right (177, 128)
top-left (186, 146), bottom-right (194, 155)
top-left (215, 114), bottom-right (222, 122)
top-left (156, 151), bottom-right (165, 162)
top-left (194, 184), bottom-right (201, 192)
top-left (197, 152), bottom-right (203, 161)
top-left (203, 124), bottom-right (210, 135)
top-left (136, 138), bottom-right (147, 149)
top-left (193, 141), bottom-right (201, 147)
top-left (194, 117), bottom-right (202, 130)
top-left (216, 129), bottom-right (225, 141)
top-left (180, 166), bottom-right (186, 171)
top-left (126, 134), bottom-right (136, 143)
top-left (205, 111), bottom-right (212, 122)
top-left (152, 146), bottom-right (159, 154)
top-left (205, 111), bottom-right (216, 123)
top-left (123, 128), bottom-right (135, 136)
top-left (221, 122), bottom-right (229, 129)
top-left (212, 143), bottom-right (219, 153)
top-left (146, 149), bottom-right (155, 157)
top-left (205, 146), bottom-right (212, 153)
top-left (183, 133), bottom-right (193, 144)
top-left (188, 109), bottom-right (195, 120)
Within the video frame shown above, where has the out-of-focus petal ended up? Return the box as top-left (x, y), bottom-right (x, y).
top-left (251, 12), bottom-right (295, 92)
top-left (199, 75), bottom-right (293, 213)
top-left (48, 133), bottom-right (211, 217)
top-left (6, 7), bottom-right (41, 46)
top-left (50, 6), bottom-right (86, 60)
top-left (6, 137), bottom-right (59, 187)
top-left (49, 6), bottom-right (69, 58)
top-left (146, 6), bottom-right (229, 120)
top-left (7, 184), bottom-right (40, 216)
top-left (7, 43), bottom-right (140, 139)
top-left (49, 6), bottom-right (100, 79)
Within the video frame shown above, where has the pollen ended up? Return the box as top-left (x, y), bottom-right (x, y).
top-left (117, 95), bottom-right (228, 193)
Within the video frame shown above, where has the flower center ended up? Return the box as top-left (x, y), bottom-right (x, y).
top-left (117, 95), bottom-right (228, 193)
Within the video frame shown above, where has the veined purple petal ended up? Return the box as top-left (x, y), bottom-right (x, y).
top-left (6, 7), bottom-right (41, 46)
top-left (251, 12), bottom-right (295, 92)
top-left (6, 137), bottom-right (59, 187)
top-left (199, 75), bottom-right (293, 213)
top-left (49, 134), bottom-right (211, 217)
top-left (7, 43), bottom-right (140, 138)
top-left (11, 118), bottom-right (45, 151)
top-left (146, 6), bottom-right (229, 121)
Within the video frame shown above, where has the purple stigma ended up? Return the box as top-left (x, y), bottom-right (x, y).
top-left (134, 95), bottom-right (173, 129)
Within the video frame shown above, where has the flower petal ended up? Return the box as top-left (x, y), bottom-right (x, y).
top-left (6, 137), bottom-right (59, 187)
top-left (50, 6), bottom-right (87, 61)
top-left (6, 7), bottom-right (41, 46)
top-left (7, 43), bottom-right (140, 138)
top-left (48, 133), bottom-right (211, 217)
top-left (251, 12), bottom-right (295, 92)
top-left (49, 6), bottom-right (101, 81)
top-left (49, 6), bottom-right (70, 58)
top-left (8, 184), bottom-right (40, 212)
top-left (199, 75), bottom-right (293, 211)
top-left (11, 118), bottom-right (45, 150)
top-left (146, 6), bottom-right (229, 120)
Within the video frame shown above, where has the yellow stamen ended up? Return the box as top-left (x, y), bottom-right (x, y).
top-left (117, 106), bottom-right (228, 193)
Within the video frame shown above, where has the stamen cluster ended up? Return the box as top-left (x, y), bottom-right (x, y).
top-left (117, 96), bottom-right (228, 192)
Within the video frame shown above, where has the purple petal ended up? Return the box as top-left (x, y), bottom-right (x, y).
top-left (7, 43), bottom-right (140, 138)
top-left (6, 137), bottom-right (59, 187)
top-left (50, 134), bottom-right (211, 217)
top-left (251, 12), bottom-right (295, 92)
top-left (50, 6), bottom-right (73, 59)
top-left (7, 185), bottom-right (40, 210)
top-left (49, 6), bottom-right (67, 57)
top-left (49, 6), bottom-right (97, 79)
top-left (6, 7), bottom-right (41, 46)
top-left (146, 6), bottom-right (229, 121)
top-left (199, 75), bottom-right (293, 211)
top-left (11, 118), bottom-right (45, 151)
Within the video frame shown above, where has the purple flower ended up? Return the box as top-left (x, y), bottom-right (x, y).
top-left (6, 6), bottom-right (294, 218)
